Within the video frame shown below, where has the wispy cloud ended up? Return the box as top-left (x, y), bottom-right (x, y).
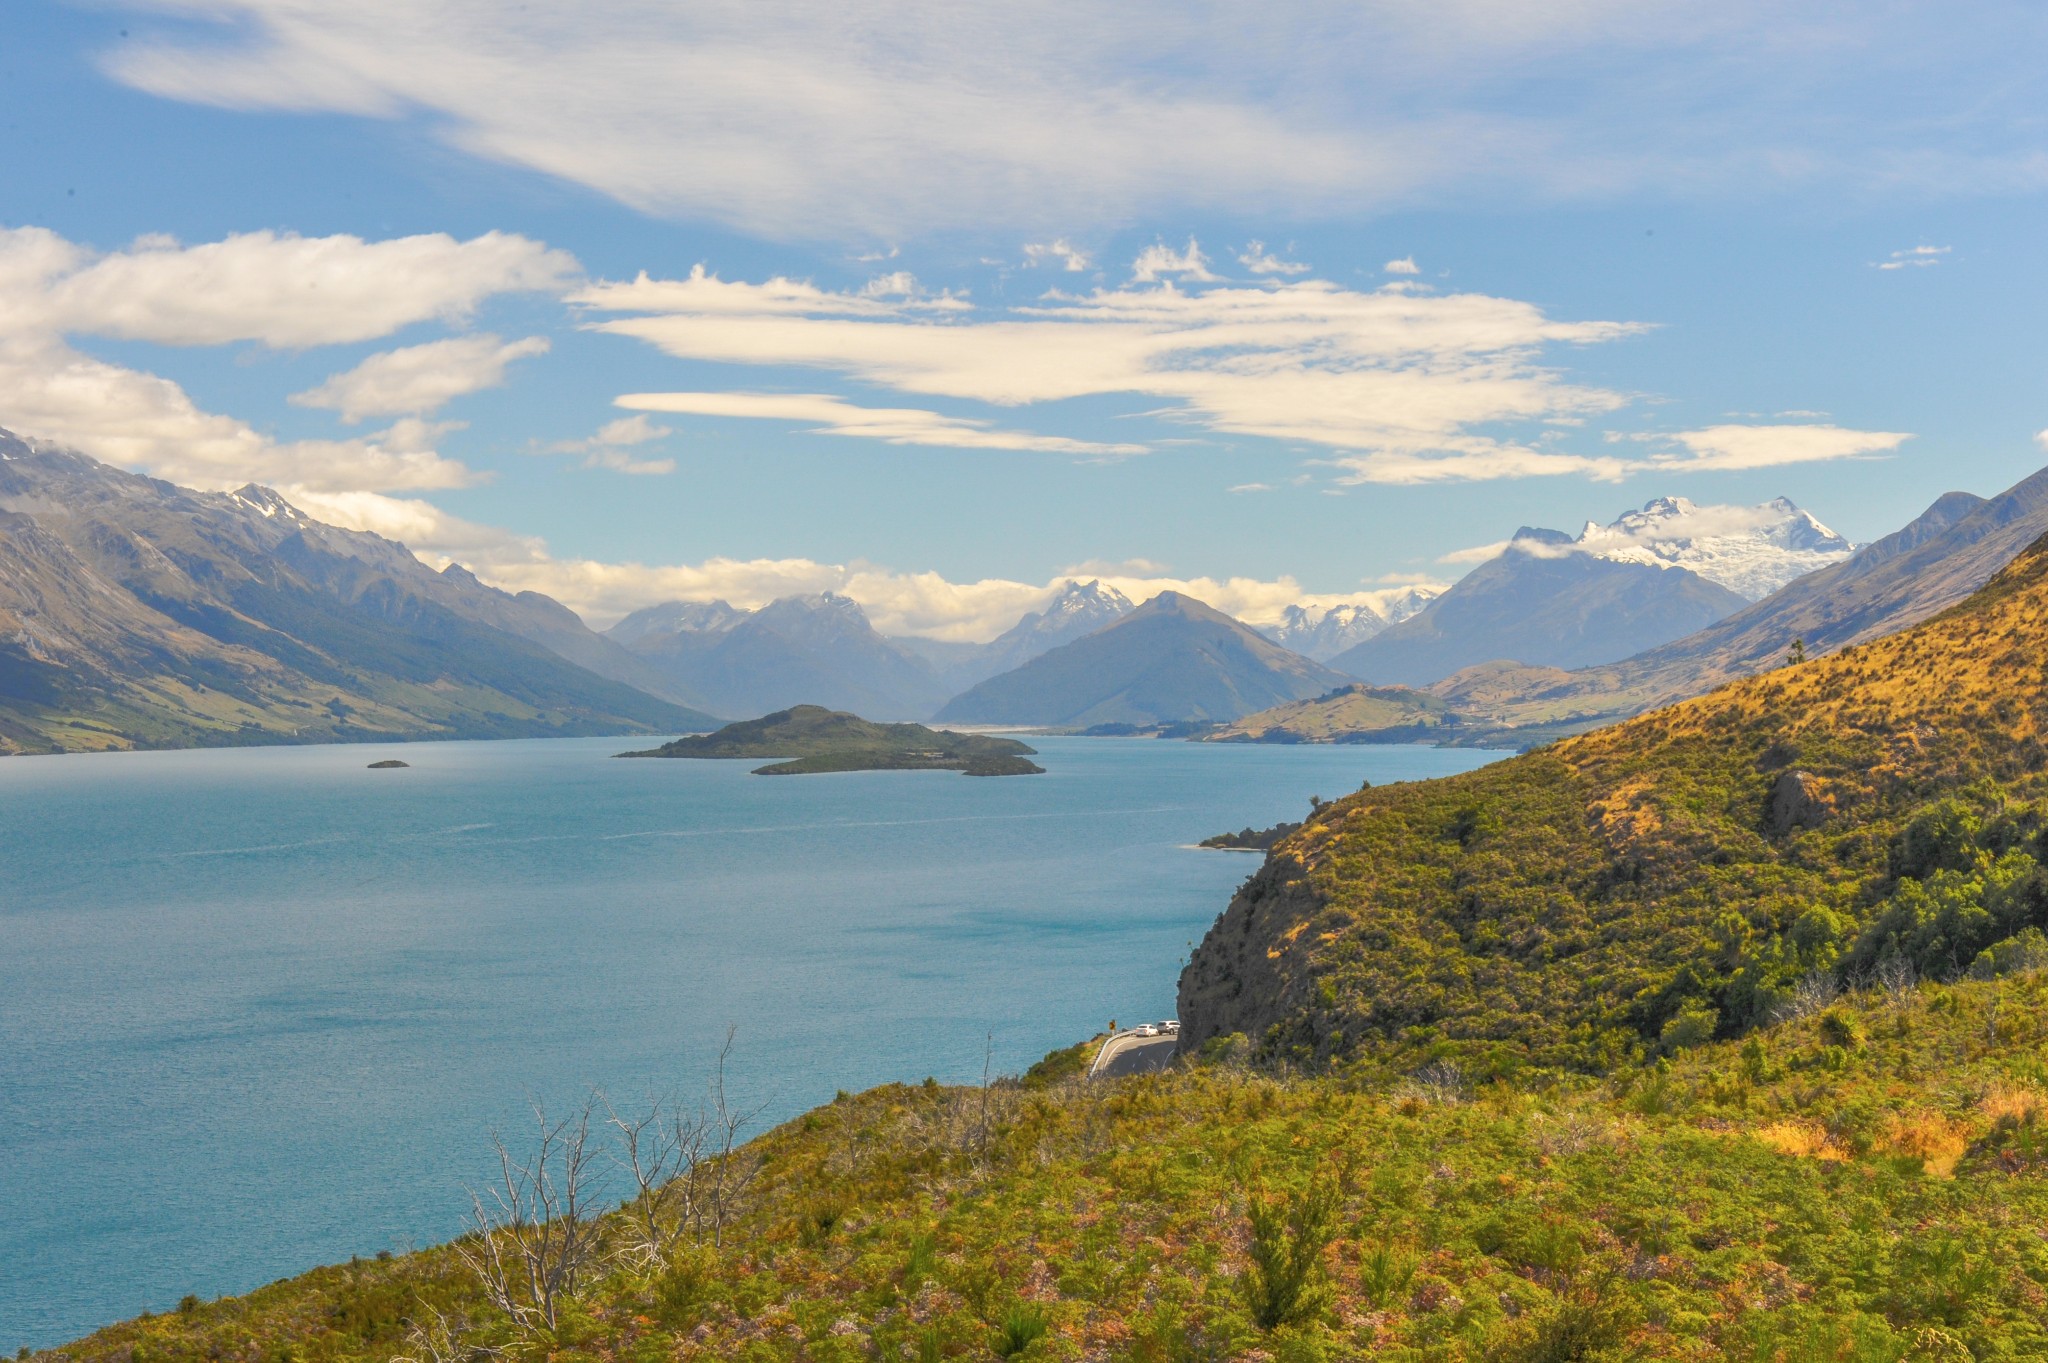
top-left (544, 414), bottom-right (677, 475)
top-left (1023, 239), bottom-right (1092, 272)
top-left (1131, 237), bottom-right (1219, 283)
top-left (1384, 257), bottom-right (1421, 276)
top-left (1238, 241), bottom-right (1309, 275)
top-left (1876, 245), bottom-right (1950, 271)
top-left (292, 333), bottom-right (550, 422)
top-left (97, 2), bottom-right (2048, 238)
top-left (1653, 423), bottom-right (1911, 470)
top-left (576, 260), bottom-right (1650, 483)
top-left (616, 392), bottom-right (1148, 457)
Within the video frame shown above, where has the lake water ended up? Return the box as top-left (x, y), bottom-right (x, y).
top-left (0, 734), bottom-right (1501, 1346)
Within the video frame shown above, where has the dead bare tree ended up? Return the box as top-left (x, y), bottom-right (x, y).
top-left (392, 1304), bottom-right (479, 1363)
top-left (699, 1025), bottom-right (764, 1248)
top-left (605, 1088), bottom-right (711, 1267)
top-left (456, 1094), bottom-right (609, 1335)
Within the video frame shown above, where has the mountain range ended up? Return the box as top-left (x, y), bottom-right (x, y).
top-left (1253, 589), bottom-right (1427, 661)
top-left (604, 579), bottom-right (1138, 720)
top-left (0, 432), bottom-right (717, 754)
top-left (1429, 464), bottom-right (2048, 735)
top-left (1571, 494), bottom-right (1853, 599)
top-left (10, 431), bottom-right (2040, 755)
top-left (1330, 527), bottom-right (1753, 686)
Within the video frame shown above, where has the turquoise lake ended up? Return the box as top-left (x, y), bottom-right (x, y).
top-left (0, 734), bottom-right (1502, 1346)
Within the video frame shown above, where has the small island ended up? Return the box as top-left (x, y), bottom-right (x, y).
top-left (366, 759), bottom-right (410, 769)
top-left (618, 705), bottom-right (1045, 776)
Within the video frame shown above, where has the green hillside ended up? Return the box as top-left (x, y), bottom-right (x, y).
top-left (1203, 683), bottom-right (1455, 743)
top-left (44, 970), bottom-right (2048, 1361)
top-left (1180, 532), bottom-right (2048, 1078)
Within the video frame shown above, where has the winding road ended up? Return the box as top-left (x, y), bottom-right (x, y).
top-left (1088, 1029), bottom-right (1180, 1078)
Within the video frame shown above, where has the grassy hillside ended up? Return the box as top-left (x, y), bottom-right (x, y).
top-left (1202, 684), bottom-right (1454, 743)
top-left (42, 970), bottom-right (2048, 1361)
top-left (1180, 533), bottom-right (2048, 1077)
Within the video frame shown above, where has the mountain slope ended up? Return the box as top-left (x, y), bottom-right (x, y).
top-left (1202, 682), bottom-right (1454, 742)
top-left (614, 592), bottom-right (948, 719)
top-left (0, 433), bottom-right (715, 752)
top-left (935, 591), bottom-right (1351, 726)
top-left (1181, 525), bottom-right (2048, 1074)
top-left (1330, 535), bottom-right (1749, 687)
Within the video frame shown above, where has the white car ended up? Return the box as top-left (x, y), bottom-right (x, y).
top-left (1161, 1020), bottom-right (1181, 1033)
top-left (1132, 1023), bottom-right (1160, 1037)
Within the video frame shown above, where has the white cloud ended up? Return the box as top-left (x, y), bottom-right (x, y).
top-left (1384, 256), bottom-right (1421, 275)
top-left (544, 414), bottom-right (677, 475)
top-left (0, 225), bottom-right (571, 494)
top-left (1654, 423), bottom-right (1911, 471)
top-left (616, 391), bottom-right (1149, 457)
top-left (96, 2), bottom-right (2048, 239)
top-left (1228, 482), bottom-right (1275, 493)
top-left (1023, 240), bottom-right (1092, 272)
top-left (0, 331), bottom-right (478, 493)
top-left (1131, 237), bottom-right (1219, 282)
top-left (291, 333), bottom-right (549, 421)
top-left (578, 265), bottom-right (1649, 483)
top-left (1876, 245), bottom-right (1950, 271)
top-left (1238, 241), bottom-right (1309, 275)
top-left (15, 227), bottom-right (575, 346)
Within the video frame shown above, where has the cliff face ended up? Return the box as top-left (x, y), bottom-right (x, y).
top-left (1175, 853), bottom-right (1323, 1053)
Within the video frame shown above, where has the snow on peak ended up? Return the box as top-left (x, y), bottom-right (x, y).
top-left (1574, 496), bottom-right (1853, 600)
top-left (227, 484), bottom-right (307, 522)
top-left (1262, 587), bottom-right (1441, 661)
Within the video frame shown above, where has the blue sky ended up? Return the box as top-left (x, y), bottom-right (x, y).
top-left (4, 1), bottom-right (2046, 637)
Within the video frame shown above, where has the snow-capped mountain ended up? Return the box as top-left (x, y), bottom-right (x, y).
top-left (607, 598), bottom-right (747, 646)
top-left (1574, 496), bottom-right (1853, 601)
top-left (1260, 588), bottom-right (1440, 662)
top-left (978, 579), bottom-right (1134, 675)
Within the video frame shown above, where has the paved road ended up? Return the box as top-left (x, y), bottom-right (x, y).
top-left (1089, 1030), bottom-right (1180, 1078)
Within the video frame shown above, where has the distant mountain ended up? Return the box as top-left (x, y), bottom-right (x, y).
top-left (893, 579), bottom-right (1137, 693)
top-left (0, 432), bottom-right (717, 754)
top-left (1427, 464), bottom-right (2048, 738)
top-left (607, 599), bottom-right (746, 647)
top-left (1259, 589), bottom-right (1437, 662)
top-left (934, 591), bottom-right (1351, 727)
top-left (1574, 495), bottom-right (1853, 599)
top-left (973, 579), bottom-right (1133, 678)
top-left (1330, 533), bottom-right (1750, 687)
top-left (609, 592), bottom-right (949, 719)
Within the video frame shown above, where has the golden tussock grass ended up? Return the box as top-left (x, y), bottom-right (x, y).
top-left (1876, 1110), bottom-right (1973, 1178)
top-left (1753, 1121), bottom-right (1850, 1163)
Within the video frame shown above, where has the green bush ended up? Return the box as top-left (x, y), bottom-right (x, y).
top-left (1237, 1180), bottom-right (1338, 1332)
top-left (993, 1304), bottom-right (1050, 1358)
